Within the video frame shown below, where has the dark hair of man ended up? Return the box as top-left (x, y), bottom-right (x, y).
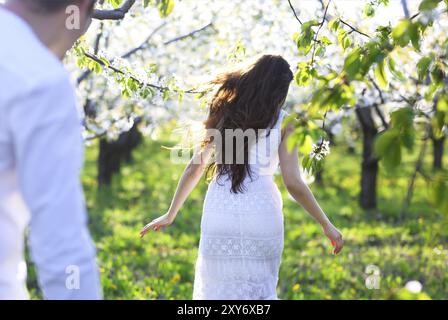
top-left (21, 0), bottom-right (96, 13)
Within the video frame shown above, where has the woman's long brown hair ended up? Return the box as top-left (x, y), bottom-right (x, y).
top-left (204, 55), bottom-right (294, 193)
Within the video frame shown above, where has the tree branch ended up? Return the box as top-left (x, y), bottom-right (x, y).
top-left (410, 12), bottom-right (421, 20)
top-left (318, 0), bottom-right (332, 22)
top-left (163, 22), bottom-right (215, 45)
top-left (82, 23), bottom-right (105, 116)
top-left (288, 0), bottom-right (303, 25)
top-left (84, 113), bottom-right (131, 141)
top-left (78, 23), bottom-right (105, 84)
top-left (400, 134), bottom-right (429, 218)
top-left (316, 0), bottom-right (371, 39)
top-left (311, 0), bottom-right (331, 64)
top-left (78, 21), bottom-right (214, 85)
top-left (122, 22), bottom-right (168, 59)
top-left (93, 0), bottom-right (137, 20)
top-left (84, 52), bottom-right (203, 94)
top-left (368, 77), bottom-right (390, 130)
top-left (318, 110), bottom-right (329, 150)
top-left (93, 22), bottom-right (104, 54)
top-left (339, 18), bottom-right (371, 39)
top-left (373, 104), bottom-right (388, 130)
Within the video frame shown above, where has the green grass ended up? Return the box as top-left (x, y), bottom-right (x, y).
top-left (27, 134), bottom-right (448, 300)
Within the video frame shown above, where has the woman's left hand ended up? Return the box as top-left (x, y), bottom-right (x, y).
top-left (140, 213), bottom-right (175, 238)
top-left (323, 224), bottom-right (344, 255)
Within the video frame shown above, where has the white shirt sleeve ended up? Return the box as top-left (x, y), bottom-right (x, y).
top-left (8, 73), bottom-right (102, 300)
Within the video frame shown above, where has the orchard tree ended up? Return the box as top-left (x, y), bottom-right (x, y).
top-left (73, 0), bottom-right (305, 183)
top-left (75, 0), bottom-right (215, 183)
top-left (71, 0), bottom-right (447, 214)
top-left (287, 0), bottom-right (448, 213)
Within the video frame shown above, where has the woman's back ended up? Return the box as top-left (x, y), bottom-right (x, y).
top-left (248, 109), bottom-right (287, 179)
top-left (210, 109), bottom-right (287, 188)
top-left (194, 110), bottom-right (287, 300)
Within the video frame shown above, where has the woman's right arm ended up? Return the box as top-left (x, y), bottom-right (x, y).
top-left (140, 142), bottom-right (214, 237)
top-left (278, 122), bottom-right (344, 255)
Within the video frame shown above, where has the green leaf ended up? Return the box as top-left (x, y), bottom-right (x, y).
top-left (384, 143), bottom-right (402, 169)
top-left (158, 0), bottom-right (174, 17)
top-left (432, 111), bottom-right (446, 138)
top-left (94, 62), bottom-right (102, 75)
top-left (374, 60), bottom-right (388, 89)
top-left (437, 93), bottom-right (448, 112)
top-left (295, 33), bottom-right (313, 55)
top-left (387, 57), bottom-right (405, 81)
top-left (431, 171), bottom-right (448, 212)
top-left (416, 56), bottom-right (432, 81)
top-left (295, 62), bottom-right (315, 87)
top-left (343, 48), bottom-right (362, 80)
top-left (374, 129), bottom-right (399, 158)
top-left (295, 20), bottom-right (320, 55)
top-left (337, 29), bottom-right (349, 50)
top-left (419, 0), bottom-right (442, 11)
top-left (328, 18), bottom-right (340, 32)
top-left (391, 19), bottom-right (421, 50)
top-left (342, 36), bottom-right (351, 50)
top-left (301, 154), bottom-right (311, 170)
top-left (392, 19), bottom-right (411, 47)
top-left (390, 107), bottom-right (414, 129)
top-left (110, 0), bottom-right (122, 9)
top-left (408, 22), bottom-right (421, 51)
top-left (320, 36), bottom-right (332, 46)
top-left (430, 63), bottom-right (445, 84)
top-left (121, 88), bottom-right (131, 98)
top-left (363, 3), bottom-right (375, 17)
top-left (424, 82), bottom-right (442, 101)
top-left (300, 135), bottom-right (314, 155)
top-left (315, 45), bottom-right (326, 57)
top-left (401, 129), bottom-right (415, 151)
top-left (375, 128), bottom-right (403, 170)
top-left (302, 19), bottom-right (321, 29)
top-left (379, 107), bottom-right (416, 153)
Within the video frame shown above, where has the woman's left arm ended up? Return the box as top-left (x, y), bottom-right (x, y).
top-left (279, 122), bottom-right (344, 255)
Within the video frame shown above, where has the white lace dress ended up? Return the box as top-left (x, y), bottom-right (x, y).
top-left (193, 110), bottom-right (287, 300)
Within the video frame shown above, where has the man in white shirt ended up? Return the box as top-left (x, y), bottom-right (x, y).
top-left (0, 0), bottom-right (102, 299)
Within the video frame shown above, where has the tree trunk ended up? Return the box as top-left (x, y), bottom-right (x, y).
top-left (432, 137), bottom-right (444, 170)
top-left (98, 119), bottom-right (143, 186)
top-left (355, 107), bottom-right (379, 210)
top-left (315, 169), bottom-right (323, 185)
top-left (315, 128), bottom-right (336, 185)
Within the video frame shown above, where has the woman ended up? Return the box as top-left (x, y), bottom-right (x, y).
top-left (140, 55), bottom-right (344, 300)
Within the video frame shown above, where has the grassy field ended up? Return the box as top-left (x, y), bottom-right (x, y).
top-left (27, 132), bottom-right (448, 300)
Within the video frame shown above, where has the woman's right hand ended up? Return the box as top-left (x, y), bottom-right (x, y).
top-left (323, 224), bottom-right (344, 255)
top-left (139, 213), bottom-right (175, 238)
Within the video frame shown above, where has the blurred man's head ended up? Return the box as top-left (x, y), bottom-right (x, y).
top-left (23, 0), bottom-right (94, 12)
top-left (4, 0), bottom-right (97, 58)
top-left (21, 0), bottom-right (97, 32)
